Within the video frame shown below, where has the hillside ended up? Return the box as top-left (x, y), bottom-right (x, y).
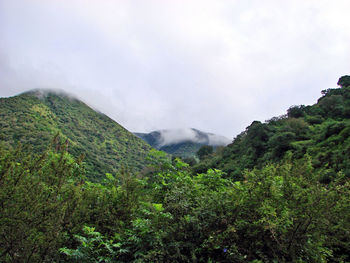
top-left (1, 78), bottom-right (350, 262)
top-left (135, 128), bottom-right (230, 158)
top-left (0, 89), bottom-right (152, 180)
top-left (194, 76), bottom-right (350, 181)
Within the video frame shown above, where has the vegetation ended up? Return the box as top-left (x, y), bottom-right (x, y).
top-left (0, 90), bottom-right (152, 180)
top-left (194, 76), bottom-right (350, 182)
top-left (160, 141), bottom-right (215, 159)
top-left (1, 145), bottom-right (349, 262)
top-left (196, 145), bottom-right (214, 160)
top-left (0, 142), bottom-right (84, 262)
top-left (0, 76), bottom-right (349, 262)
top-left (135, 129), bottom-right (229, 158)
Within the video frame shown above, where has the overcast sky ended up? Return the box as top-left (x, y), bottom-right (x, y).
top-left (1, 0), bottom-right (349, 138)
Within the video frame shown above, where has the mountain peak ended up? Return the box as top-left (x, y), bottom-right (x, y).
top-left (0, 90), bottom-right (152, 180)
top-left (135, 128), bottom-right (231, 157)
top-left (21, 88), bottom-right (79, 101)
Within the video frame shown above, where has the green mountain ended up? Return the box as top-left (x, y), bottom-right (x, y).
top-left (135, 128), bottom-right (230, 158)
top-left (2, 77), bottom-right (350, 262)
top-left (0, 89), bottom-right (152, 180)
top-left (194, 76), bottom-right (350, 182)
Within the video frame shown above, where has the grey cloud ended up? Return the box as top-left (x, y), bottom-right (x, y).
top-left (159, 129), bottom-right (200, 147)
top-left (24, 88), bottom-right (80, 102)
top-left (207, 134), bottom-right (231, 146)
top-left (1, 0), bottom-right (350, 138)
top-left (158, 128), bottom-right (231, 147)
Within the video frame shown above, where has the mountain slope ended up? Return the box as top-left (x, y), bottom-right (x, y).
top-left (194, 76), bottom-right (350, 181)
top-left (135, 128), bottom-right (231, 158)
top-left (0, 89), bottom-right (152, 180)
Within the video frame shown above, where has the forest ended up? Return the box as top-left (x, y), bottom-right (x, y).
top-left (0, 76), bottom-right (350, 262)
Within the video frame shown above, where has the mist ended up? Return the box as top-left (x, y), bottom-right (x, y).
top-left (1, 0), bottom-right (350, 138)
top-left (158, 128), bottom-right (231, 147)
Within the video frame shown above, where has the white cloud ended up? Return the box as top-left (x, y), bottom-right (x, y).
top-left (159, 128), bottom-right (200, 147)
top-left (1, 0), bottom-right (350, 137)
top-left (157, 128), bottom-right (231, 147)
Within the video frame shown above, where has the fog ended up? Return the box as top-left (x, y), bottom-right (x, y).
top-left (158, 128), bottom-right (231, 147)
top-left (1, 0), bottom-right (350, 137)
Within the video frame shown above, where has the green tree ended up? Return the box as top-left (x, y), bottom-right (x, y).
top-left (287, 105), bottom-right (305, 118)
top-left (196, 145), bottom-right (213, 160)
top-left (0, 145), bottom-right (85, 262)
top-left (337, 75), bottom-right (350, 88)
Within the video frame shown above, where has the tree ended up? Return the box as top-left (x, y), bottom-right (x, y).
top-left (287, 105), bottom-right (305, 118)
top-left (0, 145), bottom-right (85, 262)
top-left (196, 145), bottom-right (213, 160)
top-left (337, 75), bottom-right (350, 88)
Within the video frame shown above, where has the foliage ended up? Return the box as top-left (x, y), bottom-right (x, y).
top-left (337, 75), bottom-right (350, 88)
top-left (194, 80), bottom-right (350, 181)
top-left (59, 155), bottom-right (350, 263)
top-left (1, 77), bottom-right (350, 262)
top-left (0, 144), bottom-right (84, 262)
top-left (60, 226), bottom-right (126, 263)
top-left (160, 141), bottom-right (206, 158)
top-left (0, 90), bottom-right (152, 181)
top-left (196, 145), bottom-right (214, 160)
top-left (287, 105), bottom-right (305, 118)
top-left (0, 142), bottom-right (349, 262)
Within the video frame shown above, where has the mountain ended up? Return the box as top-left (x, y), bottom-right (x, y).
top-left (0, 89), bottom-right (152, 180)
top-left (135, 128), bottom-right (231, 158)
top-left (194, 76), bottom-right (350, 181)
top-left (2, 78), bottom-right (350, 263)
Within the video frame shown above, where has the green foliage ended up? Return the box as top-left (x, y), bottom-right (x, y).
top-left (337, 75), bottom-right (350, 88)
top-left (1, 77), bottom-right (350, 262)
top-left (0, 91), bottom-right (152, 181)
top-left (194, 79), bottom-right (350, 181)
top-left (287, 105), bottom-right (305, 118)
top-left (60, 226), bottom-right (126, 263)
top-left (160, 141), bottom-right (206, 158)
top-left (196, 145), bottom-right (214, 160)
top-left (0, 145), bottom-right (85, 262)
top-left (181, 156), bottom-right (197, 166)
top-left (0, 140), bottom-right (349, 262)
top-left (58, 155), bottom-right (350, 263)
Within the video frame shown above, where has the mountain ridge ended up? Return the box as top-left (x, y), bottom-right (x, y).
top-left (0, 89), bottom-right (152, 180)
top-left (194, 77), bottom-right (350, 181)
top-left (135, 128), bottom-right (230, 157)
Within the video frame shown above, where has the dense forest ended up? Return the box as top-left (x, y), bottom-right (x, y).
top-left (135, 129), bottom-right (230, 158)
top-left (0, 76), bottom-right (350, 262)
top-left (194, 75), bottom-right (350, 182)
top-left (0, 90), bottom-right (152, 180)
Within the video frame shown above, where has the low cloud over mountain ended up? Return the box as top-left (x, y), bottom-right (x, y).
top-left (135, 128), bottom-right (231, 157)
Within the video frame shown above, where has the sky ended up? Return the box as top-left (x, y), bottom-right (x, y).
top-left (1, 0), bottom-right (349, 139)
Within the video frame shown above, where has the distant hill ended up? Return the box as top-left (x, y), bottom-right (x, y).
top-left (135, 128), bottom-right (231, 158)
top-left (0, 89), bottom-right (152, 180)
top-left (194, 76), bottom-right (350, 181)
